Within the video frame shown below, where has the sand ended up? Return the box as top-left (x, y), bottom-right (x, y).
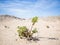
top-left (0, 15), bottom-right (60, 45)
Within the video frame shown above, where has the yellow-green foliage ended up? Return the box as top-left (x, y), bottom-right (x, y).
top-left (17, 26), bottom-right (28, 37)
top-left (32, 28), bottom-right (38, 33)
top-left (17, 16), bottom-right (38, 40)
top-left (32, 16), bottom-right (38, 25)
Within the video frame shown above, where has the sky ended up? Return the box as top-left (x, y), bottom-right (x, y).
top-left (0, 0), bottom-right (60, 18)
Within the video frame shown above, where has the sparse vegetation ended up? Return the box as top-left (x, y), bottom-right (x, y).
top-left (46, 26), bottom-right (49, 28)
top-left (4, 26), bottom-right (9, 28)
top-left (5, 26), bottom-right (7, 28)
top-left (17, 16), bottom-right (39, 41)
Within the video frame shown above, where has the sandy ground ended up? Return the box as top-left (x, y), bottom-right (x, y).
top-left (0, 15), bottom-right (60, 45)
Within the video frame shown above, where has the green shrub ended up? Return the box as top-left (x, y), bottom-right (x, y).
top-left (17, 16), bottom-right (38, 41)
top-left (17, 26), bottom-right (28, 38)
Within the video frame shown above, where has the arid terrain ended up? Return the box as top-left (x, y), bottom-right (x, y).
top-left (0, 15), bottom-right (60, 45)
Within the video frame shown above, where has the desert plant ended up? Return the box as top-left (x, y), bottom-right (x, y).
top-left (46, 25), bottom-right (49, 28)
top-left (32, 28), bottom-right (37, 33)
top-left (32, 16), bottom-right (38, 25)
top-left (17, 26), bottom-right (28, 38)
top-left (17, 16), bottom-right (38, 41)
top-left (31, 16), bottom-right (38, 30)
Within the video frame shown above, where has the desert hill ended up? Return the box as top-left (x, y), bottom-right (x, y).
top-left (0, 15), bottom-right (60, 45)
top-left (0, 15), bottom-right (25, 21)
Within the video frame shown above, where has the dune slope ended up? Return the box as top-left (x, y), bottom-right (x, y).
top-left (0, 15), bottom-right (60, 45)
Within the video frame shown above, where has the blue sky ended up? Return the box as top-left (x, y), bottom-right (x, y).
top-left (0, 0), bottom-right (60, 18)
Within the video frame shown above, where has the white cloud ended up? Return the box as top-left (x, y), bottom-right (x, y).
top-left (0, 0), bottom-right (60, 18)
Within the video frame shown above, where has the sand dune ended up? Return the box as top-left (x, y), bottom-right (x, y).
top-left (0, 15), bottom-right (60, 45)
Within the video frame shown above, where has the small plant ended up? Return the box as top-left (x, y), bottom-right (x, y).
top-left (32, 16), bottom-right (38, 25)
top-left (46, 25), bottom-right (49, 28)
top-left (4, 25), bottom-right (9, 28)
top-left (17, 16), bottom-right (38, 41)
top-left (31, 16), bottom-right (38, 31)
top-left (32, 28), bottom-right (38, 33)
top-left (17, 26), bottom-right (28, 38)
